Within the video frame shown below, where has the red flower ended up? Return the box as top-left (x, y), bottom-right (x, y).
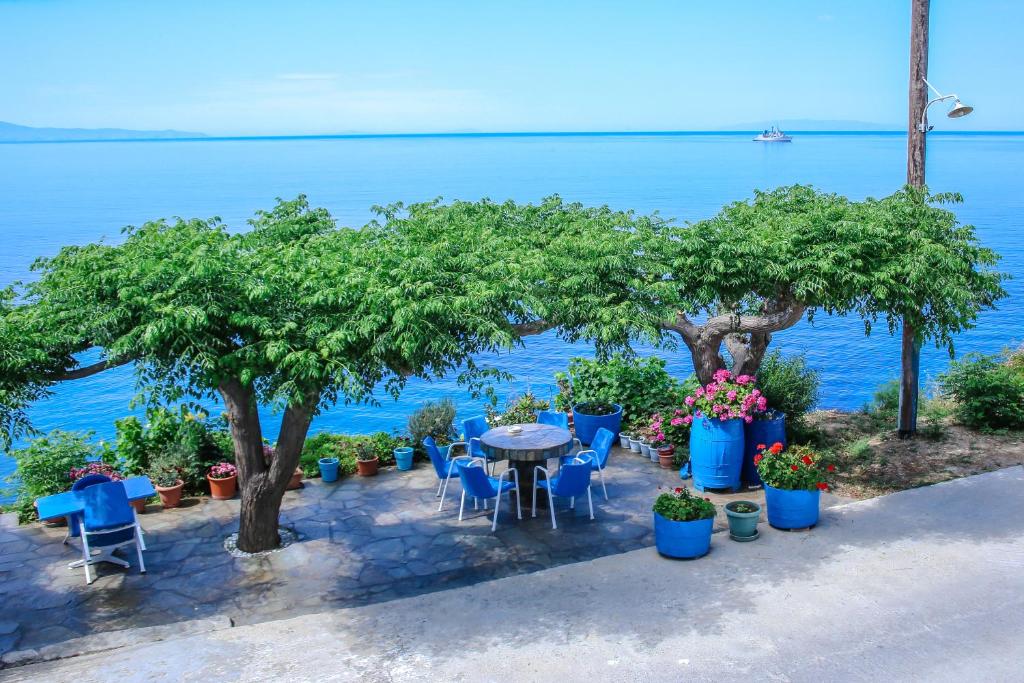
top-left (756, 443), bottom-right (766, 451)
top-left (704, 497), bottom-right (711, 502)
top-left (817, 482), bottom-right (828, 490)
top-left (770, 442), bottom-right (784, 454)
top-left (801, 455), bottom-right (813, 465)
top-left (791, 464), bottom-right (799, 471)
top-left (674, 487), bottom-right (683, 493)
top-left (827, 464), bottom-right (835, 472)
top-left (753, 454), bottom-right (763, 465)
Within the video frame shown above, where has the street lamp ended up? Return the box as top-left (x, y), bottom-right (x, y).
top-left (918, 79), bottom-right (975, 131)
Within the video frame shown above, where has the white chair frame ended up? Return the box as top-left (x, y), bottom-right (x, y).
top-left (573, 448), bottom-right (608, 501)
top-left (434, 440), bottom-right (473, 512)
top-left (73, 517), bottom-right (146, 585)
top-left (457, 458), bottom-right (522, 532)
top-left (532, 457), bottom-right (595, 530)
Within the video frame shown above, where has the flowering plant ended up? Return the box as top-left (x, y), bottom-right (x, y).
top-left (652, 487), bottom-right (716, 522)
top-left (649, 408), bottom-right (692, 448)
top-left (684, 369), bottom-right (767, 423)
top-left (69, 462), bottom-right (124, 483)
top-left (754, 442), bottom-right (835, 491)
top-left (207, 462), bottom-right (237, 480)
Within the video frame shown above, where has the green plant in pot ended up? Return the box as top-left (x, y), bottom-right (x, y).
top-left (355, 441), bottom-right (379, 476)
top-left (724, 500), bottom-right (762, 541)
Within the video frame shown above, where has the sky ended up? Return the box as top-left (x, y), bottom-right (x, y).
top-left (1, 0), bottom-right (1021, 135)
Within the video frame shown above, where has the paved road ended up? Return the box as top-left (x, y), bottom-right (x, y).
top-left (5, 467), bottom-right (1023, 682)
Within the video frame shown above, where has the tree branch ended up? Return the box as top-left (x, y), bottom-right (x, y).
top-left (659, 312), bottom-right (699, 343)
top-left (51, 357), bottom-right (133, 381)
top-left (703, 302), bottom-right (806, 336)
top-left (511, 320), bottom-right (555, 337)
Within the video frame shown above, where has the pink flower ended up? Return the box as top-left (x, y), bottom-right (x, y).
top-left (713, 368), bottom-right (732, 382)
top-left (756, 396), bottom-right (768, 410)
top-left (684, 396), bottom-right (695, 406)
top-left (695, 387), bottom-right (704, 397)
top-left (683, 415), bottom-right (693, 425)
top-left (674, 409), bottom-right (683, 416)
top-left (670, 417), bottom-right (684, 426)
top-left (656, 433), bottom-right (665, 441)
top-left (727, 390), bottom-right (737, 401)
top-left (736, 374), bottom-right (753, 385)
top-left (744, 415), bottom-right (753, 424)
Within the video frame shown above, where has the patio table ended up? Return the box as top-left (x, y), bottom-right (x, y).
top-left (480, 424), bottom-right (574, 508)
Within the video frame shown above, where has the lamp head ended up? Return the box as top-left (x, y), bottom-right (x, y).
top-left (948, 99), bottom-right (974, 118)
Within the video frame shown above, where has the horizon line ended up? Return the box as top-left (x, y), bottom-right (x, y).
top-left (3, 129), bottom-right (1023, 145)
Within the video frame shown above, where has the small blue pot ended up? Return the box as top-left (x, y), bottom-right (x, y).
top-left (571, 403), bottom-right (622, 446)
top-left (764, 484), bottom-right (820, 529)
top-left (394, 446), bottom-right (414, 471)
top-left (743, 411), bottom-right (786, 487)
top-left (318, 457), bottom-right (340, 483)
top-left (653, 511), bottom-right (714, 559)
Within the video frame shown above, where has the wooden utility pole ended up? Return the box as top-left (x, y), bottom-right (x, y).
top-left (898, 0), bottom-right (929, 438)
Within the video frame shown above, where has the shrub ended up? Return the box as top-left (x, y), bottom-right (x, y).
top-left (408, 398), bottom-right (458, 450)
top-left (684, 368), bottom-right (764, 423)
top-left (554, 354), bottom-right (683, 425)
top-left (485, 390), bottom-right (550, 427)
top-left (301, 432), bottom-right (351, 477)
top-left (754, 442), bottom-right (835, 491)
top-left (939, 352), bottom-right (1024, 430)
top-left (755, 351), bottom-right (819, 436)
top-left (868, 379), bottom-right (901, 420)
top-left (652, 487), bottom-right (716, 522)
top-left (3, 431), bottom-right (103, 522)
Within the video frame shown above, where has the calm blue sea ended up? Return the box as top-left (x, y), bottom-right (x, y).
top-left (2, 132), bottom-right (1022, 493)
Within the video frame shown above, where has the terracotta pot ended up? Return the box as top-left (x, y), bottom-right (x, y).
top-left (286, 468), bottom-right (304, 490)
top-left (208, 474), bottom-right (238, 500)
top-left (356, 457), bottom-right (379, 477)
top-left (657, 446), bottom-right (675, 469)
top-left (155, 480), bottom-right (185, 508)
top-left (130, 498), bottom-right (148, 514)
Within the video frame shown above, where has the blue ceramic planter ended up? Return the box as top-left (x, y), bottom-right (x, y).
top-left (743, 412), bottom-right (787, 487)
top-left (764, 484), bottom-right (820, 529)
top-left (653, 512), bottom-right (714, 559)
top-left (318, 457), bottom-right (340, 483)
top-left (689, 414), bottom-right (744, 492)
top-left (394, 446), bottom-right (414, 471)
top-left (572, 403), bottom-right (622, 445)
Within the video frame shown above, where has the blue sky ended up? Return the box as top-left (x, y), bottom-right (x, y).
top-left (2, 0), bottom-right (1020, 134)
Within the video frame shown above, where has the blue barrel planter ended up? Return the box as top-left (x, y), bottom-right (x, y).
top-left (318, 457), bottom-right (340, 483)
top-left (394, 446), bottom-right (414, 471)
top-left (571, 403), bottom-right (622, 445)
top-left (743, 412), bottom-right (787, 487)
top-left (653, 512), bottom-right (714, 559)
top-left (688, 414), bottom-right (744, 492)
top-left (764, 485), bottom-right (820, 529)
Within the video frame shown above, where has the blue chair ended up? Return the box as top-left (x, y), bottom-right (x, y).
top-left (75, 481), bottom-right (146, 584)
top-left (424, 436), bottom-right (472, 511)
top-left (533, 454), bottom-right (595, 529)
top-left (561, 427), bottom-right (613, 500)
top-left (536, 410), bottom-right (569, 430)
top-left (456, 459), bottom-right (521, 532)
top-left (462, 416), bottom-right (498, 473)
top-left (65, 474), bottom-right (113, 543)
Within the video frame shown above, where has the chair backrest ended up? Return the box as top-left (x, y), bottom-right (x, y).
top-left (552, 457), bottom-right (593, 497)
top-left (80, 481), bottom-right (134, 533)
top-left (456, 460), bottom-right (497, 499)
top-left (536, 411), bottom-right (569, 430)
top-left (590, 428), bottom-right (615, 468)
top-left (423, 436), bottom-right (451, 480)
top-left (462, 416), bottom-right (489, 440)
top-left (71, 473), bottom-right (112, 492)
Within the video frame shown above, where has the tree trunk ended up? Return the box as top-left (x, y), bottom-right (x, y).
top-left (237, 472), bottom-right (284, 551)
top-left (687, 331), bottom-right (727, 386)
top-left (725, 332), bottom-right (772, 378)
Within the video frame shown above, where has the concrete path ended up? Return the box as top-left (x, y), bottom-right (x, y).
top-left (6, 467), bottom-right (1023, 682)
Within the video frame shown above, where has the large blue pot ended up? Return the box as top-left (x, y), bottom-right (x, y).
top-left (572, 403), bottom-right (622, 445)
top-left (653, 512), bottom-right (714, 559)
top-left (689, 414), bottom-right (744, 492)
top-left (394, 447), bottom-right (414, 471)
top-left (319, 457), bottom-right (340, 483)
top-left (743, 412), bottom-right (787, 487)
top-left (764, 484), bottom-right (820, 529)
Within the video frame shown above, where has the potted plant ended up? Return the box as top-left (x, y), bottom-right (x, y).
top-left (724, 500), bottom-right (761, 541)
top-left (152, 467), bottom-right (185, 508)
top-left (628, 434), bottom-right (642, 453)
top-left (743, 409), bottom-right (785, 487)
top-left (355, 441), bottom-right (379, 476)
top-left (618, 432), bottom-right (632, 449)
top-left (652, 486), bottom-right (716, 559)
top-left (685, 370), bottom-right (762, 492)
top-left (571, 401), bottom-right (623, 446)
top-left (755, 442), bottom-right (835, 530)
top-left (651, 409), bottom-right (688, 469)
top-left (207, 461), bottom-right (238, 500)
top-left (286, 467), bottom-right (304, 490)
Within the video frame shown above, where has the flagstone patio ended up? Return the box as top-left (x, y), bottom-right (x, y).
top-left (0, 447), bottom-right (848, 658)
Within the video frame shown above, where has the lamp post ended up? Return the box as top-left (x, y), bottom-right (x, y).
top-left (898, 0), bottom-right (974, 438)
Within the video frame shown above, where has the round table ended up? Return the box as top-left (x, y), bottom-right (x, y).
top-left (480, 424), bottom-right (574, 508)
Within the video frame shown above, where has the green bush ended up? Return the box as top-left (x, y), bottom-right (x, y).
top-left (300, 431), bottom-right (410, 478)
top-left (554, 354), bottom-right (683, 425)
top-left (868, 379), bottom-right (901, 419)
top-left (755, 351), bottom-right (820, 438)
top-left (486, 390), bottom-right (550, 427)
top-left (408, 398), bottom-right (458, 451)
top-left (940, 352), bottom-right (1024, 430)
top-left (3, 431), bottom-right (105, 522)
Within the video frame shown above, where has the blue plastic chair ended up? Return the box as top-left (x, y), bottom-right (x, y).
top-left (462, 416), bottom-right (497, 473)
top-left (65, 473), bottom-right (113, 543)
top-left (456, 459), bottom-right (521, 532)
top-left (536, 410), bottom-right (570, 430)
top-left (533, 454), bottom-right (595, 529)
top-left (561, 427), bottom-right (613, 500)
top-left (76, 481), bottom-right (146, 584)
top-left (423, 436), bottom-right (472, 511)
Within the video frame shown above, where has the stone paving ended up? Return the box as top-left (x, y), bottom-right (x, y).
top-left (0, 446), bottom-right (848, 658)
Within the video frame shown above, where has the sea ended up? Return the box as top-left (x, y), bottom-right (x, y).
top-left (2, 132), bottom-right (1022, 493)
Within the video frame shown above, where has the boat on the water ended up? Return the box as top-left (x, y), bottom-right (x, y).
top-left (752, 126), bottom-right (792, 142)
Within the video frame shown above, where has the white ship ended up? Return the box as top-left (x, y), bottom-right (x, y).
top-left (752, 126), bottom-right (792, 142)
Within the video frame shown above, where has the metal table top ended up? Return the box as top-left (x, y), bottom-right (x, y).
top-left (480, 423), bottom-right (574, 462)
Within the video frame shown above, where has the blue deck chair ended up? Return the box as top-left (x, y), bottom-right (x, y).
top-left (64, 473), bottom-right (112, 544)
top-left (536, 410), bottom-right (569, 430)
top-left (462, 416), bottom-right (498, 473)
top-left (456, 459), bottom-right (521, 532)
top-left (424, 436), bottom-right (472, 511)
top-left (561, 426), bottom-right (613, 501)
top-left (76, 481), bottom-right (146, 585)
top-left (533, 453), bottom-right (595, 529)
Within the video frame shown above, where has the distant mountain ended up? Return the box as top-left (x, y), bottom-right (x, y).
top-left (720, 119), bottom-right (899, 132)
top-left (0, 121), bottom-right (206, 142)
